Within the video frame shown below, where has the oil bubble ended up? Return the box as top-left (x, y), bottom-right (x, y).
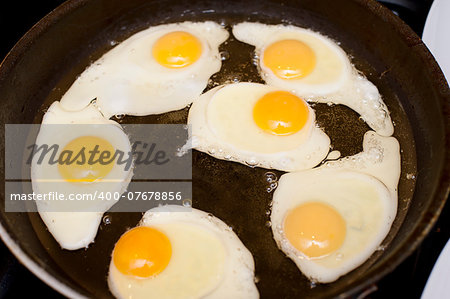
top-left (220, 51), bottom-right (230, 61)
top-left (265, 172), bottom-right (278, 183)
top-left (406, 173), bottom-right (416, 180)
top-left (182, 199), bottom-right (192, 207)
top-left (245, 160), bottom-right (258, 167)
top-left (102, 215), bottom-right (112, 225)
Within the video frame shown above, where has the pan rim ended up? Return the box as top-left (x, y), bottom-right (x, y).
top-left (0, 220), bottom-right (86, 298)
top-left (0, 0), bottom-right (448, 298)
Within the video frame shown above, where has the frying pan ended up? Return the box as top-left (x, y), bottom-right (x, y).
top-left (0, 0), bottom-right (448, 298)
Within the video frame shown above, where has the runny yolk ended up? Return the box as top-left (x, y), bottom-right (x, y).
top-left (262, 39), bottom-right (316, 80)
top-left (152, 31), bottom-right (202, 68)
top-left (113, 226), bottom-right (172, 278)
top-left (253, 91), bottom-right (310, 136)
top-left (284, 202), bottom-right (346, 258)
top-left (58, 136), bottom-right (115, 183)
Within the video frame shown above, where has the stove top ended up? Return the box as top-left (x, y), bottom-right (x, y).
top-left (0, 1), bottom-right (448, 298)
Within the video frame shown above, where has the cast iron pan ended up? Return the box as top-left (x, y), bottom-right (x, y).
top-left (0, 0), bottom-right (448, 298)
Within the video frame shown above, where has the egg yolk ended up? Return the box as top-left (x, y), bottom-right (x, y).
top-left (253, 91), bottom-right (309, 136)
top-left (262, 39), bottom-right (316, 80)
top-left (152, 31), bottom-right (202, 68)
top-left (113, 226), bottom-right (172, 278)
top-left (58, 136), bottom-right (115, 183)
top-left (284, 202), bottom-right (346, 258)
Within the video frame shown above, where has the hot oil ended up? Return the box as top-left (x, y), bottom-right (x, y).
top-left (28, 8), bottom-right (417, 299)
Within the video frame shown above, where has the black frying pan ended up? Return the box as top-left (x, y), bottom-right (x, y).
top-left (0, 0), bottom-right (448, 298)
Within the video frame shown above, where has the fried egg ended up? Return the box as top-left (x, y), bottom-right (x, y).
top-left (31, 101), bottom-right (133, 250)
top-left (187, 82), bottom-right (330, 171)
top-left (108, 205), bottom-right (258, 299)
top-left (270, 131), bottom-right (400, 283)
top-left (233, 22), bottom-right (394, 136)
top-left (60, 22), bottom-right (229, 118)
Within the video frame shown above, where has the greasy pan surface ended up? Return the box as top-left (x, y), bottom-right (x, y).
top-left (0, 0), bottom-right (448, 298)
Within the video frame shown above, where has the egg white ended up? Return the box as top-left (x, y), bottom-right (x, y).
top-left (270, 131), bottom-right (400, 283)
top-left (233, 22), bottom-right (394, 136)
top-left (60, 21), bottom-right (229, 118)
top-left (32, 101), bottom-right (133, 250)
top-left (187, 82), bottom-right (331, 171)
top-left (108, 206), bottom-right (258, 299)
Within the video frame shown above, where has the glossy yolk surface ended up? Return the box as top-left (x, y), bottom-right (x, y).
top-left (253, 91), bottom-right (310, 136)
top-left (262, 39), bottom-right (316, 80)
top-left (284, 202), bottom-right (346, 258)
top-left (58, 136), bottom-right (115, 183)
top-left (113, 226), bottom-right (172, 278)
top-left (152, 31), bottom-right (202, 68)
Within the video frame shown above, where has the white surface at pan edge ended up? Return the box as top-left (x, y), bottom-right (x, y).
top-left (420, 0), bottom-right (450, 297)
top-left (422, 0), bottom-right (450, 83)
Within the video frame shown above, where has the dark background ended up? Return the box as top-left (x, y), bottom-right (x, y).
top-left (0, 0), bottom-right (447, 298)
